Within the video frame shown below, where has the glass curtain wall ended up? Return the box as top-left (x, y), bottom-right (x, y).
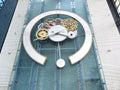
top-left (10, 0), bottom-right (106, 90)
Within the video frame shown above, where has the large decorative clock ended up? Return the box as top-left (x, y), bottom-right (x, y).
top-left (23, 10), bottom-right (92, 68)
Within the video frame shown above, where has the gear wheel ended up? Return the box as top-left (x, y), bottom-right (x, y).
top-left (61, 18), bottom-right (78, 31)
top-left (36, 28), bottom-right (48, 40)
top-left (42, 23), bottom-right (50, 29)
top-left (45, 18), bottom-right (56, 26)
top-left (54, 18), bottom-right (63, 25)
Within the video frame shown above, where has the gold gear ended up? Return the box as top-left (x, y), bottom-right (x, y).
top-left (61, 18), bottom-right (78, 31)
top-left (36, 28), bottom-right (48, 40)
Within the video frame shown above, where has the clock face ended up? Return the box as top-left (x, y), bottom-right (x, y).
top-left (23, 10), bottom-right (92, 68)
top-left (48, 25), bottom-right (68, 42)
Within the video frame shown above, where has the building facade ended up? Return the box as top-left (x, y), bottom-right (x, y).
top-left (0, 0), bottom-right (120, 90)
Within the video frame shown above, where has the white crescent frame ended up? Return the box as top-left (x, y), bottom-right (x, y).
top-left (23, 10), bottom-right (92, 65)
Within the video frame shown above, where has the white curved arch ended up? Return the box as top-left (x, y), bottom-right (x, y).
top-left (23, 10), bottom-right (92, 65)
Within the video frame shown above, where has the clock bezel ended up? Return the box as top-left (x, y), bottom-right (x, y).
top-left (23, 10), bottom-right (92, 65)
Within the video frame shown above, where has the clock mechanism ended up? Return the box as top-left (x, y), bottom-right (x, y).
top-left (35, 18), bottom-right (78, 68)
top-left (35, 18), bottom-right (78, 42)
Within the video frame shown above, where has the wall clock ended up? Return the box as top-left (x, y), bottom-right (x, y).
top-left (23, 10), bottom-right (92, 68)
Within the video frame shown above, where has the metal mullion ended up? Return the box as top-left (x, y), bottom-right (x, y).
top-left (34, 64), bottom-right (39, 90)
top-left (85, 1), bottom-right (107, 89)
top-left (55, 1), bottom-right (61, 90)
top-left (71, 0), bottom-right (84, 90)
top-left (28, 62), bottom-right (34, 90)
top-left (55, 47), bottom-right (61, 90)
top-left (56, 0), bottom-right (61, 10)
top-left (29, 41), bottom-right (39, 90)
top-left (40, 48), bottom-right (75, 51)
top-left (28, 0), bottom-right (46, 89)
top-left (40, 0), bottom-right (45, 13)
top-left (35, 1), bottom-right (45, 90)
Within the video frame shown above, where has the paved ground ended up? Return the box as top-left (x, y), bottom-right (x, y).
top-left (0, 0), bottom-right (29, 89)
top-left (87, 0), bottom-right (120, 89)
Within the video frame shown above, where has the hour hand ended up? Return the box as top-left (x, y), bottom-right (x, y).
top-left (48, 30), bottom-right (62, 37)
top-left (58, 31), bottom-right (77, 39)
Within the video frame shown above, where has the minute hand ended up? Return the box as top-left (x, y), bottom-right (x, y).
top-left (57, 32), bottom-right (68, 37)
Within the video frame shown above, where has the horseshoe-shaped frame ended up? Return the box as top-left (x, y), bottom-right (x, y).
top-left (23, 10), bottom-right (92, 65)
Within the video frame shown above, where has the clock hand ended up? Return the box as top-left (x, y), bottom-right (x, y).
top-left (57, 32), bottom-right (68, 37)
top-left (48, 30), bottom-right (63, 37)
top-left (58, 42), bottom-right (61, 58)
